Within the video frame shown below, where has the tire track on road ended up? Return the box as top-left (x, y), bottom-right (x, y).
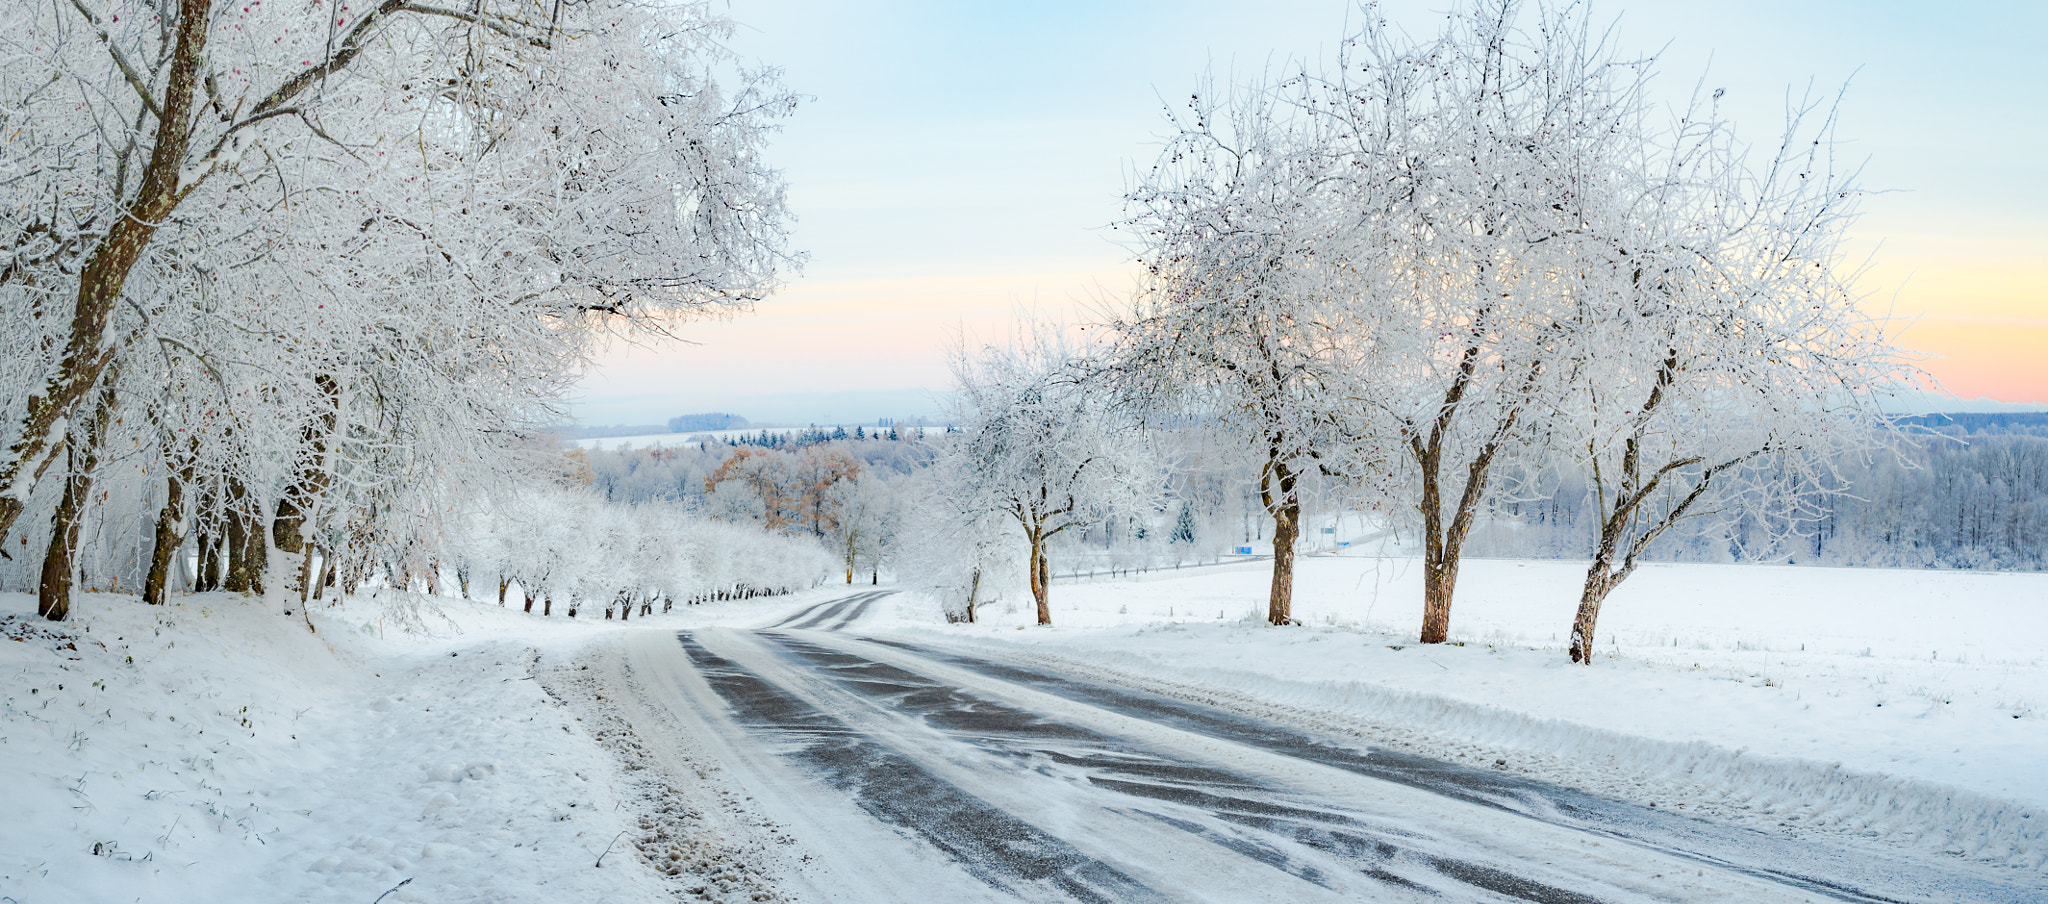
top-left (677, 631), bottom-right (1170, 904)
top-left (755, 631), bottom-right (1616, 904)
top-left (767, 591), bottom-right (884, 630)
top-left (857, 637), bottom-right (2028, 904)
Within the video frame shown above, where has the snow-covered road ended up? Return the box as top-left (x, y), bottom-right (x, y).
top-left (595, 592), bottom-right (2033, 904)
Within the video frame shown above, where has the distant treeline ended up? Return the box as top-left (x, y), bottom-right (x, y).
top-left (555, 413), bottom-right (749, 441)
top-left (1469, 414), bottom-right (2048, 570)
top-left (668, 412), bottom-right (750, 433)
top-left (581, 411), bottom-right (2048, 574)
top-left (715, 424), bottom-right (929, 450)
top-left (1893, 411), bottom-right (2048, 438)
top-left (559, 413), bottom-right (936, 442)
top-left (579, 433), bottom-right (932, 507)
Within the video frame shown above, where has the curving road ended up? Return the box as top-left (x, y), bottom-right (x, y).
top-left (605, 592), bottom-right (2034, 903)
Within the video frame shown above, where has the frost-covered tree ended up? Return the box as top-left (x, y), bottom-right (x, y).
top-left (1553, 88), bottom-right (1912, 663)
top-left (1119, 0), bottom-right (1914, 651)
top-left (1304, 1), bottom-right (1910, 654)
top-left (1, 0), bottom-right (797, 620)
top-left (1117, 75), bottom-right (1384, 626)
top-left (899, 451), bottom-right (1017, 623)
top-left (1299, 2), bottom-right (1638, 644)
top-left (945, 328), bottom-right (1159, 625)
top-left (451, 483), bottom-right (832, 615)
top-left (833, 472), bottom-right (904, 585)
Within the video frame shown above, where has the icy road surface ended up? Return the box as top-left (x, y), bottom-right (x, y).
top-left (603, 592), bottom-right (2035, 903)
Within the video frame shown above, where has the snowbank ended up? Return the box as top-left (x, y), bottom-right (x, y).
top-left (879, 556), bottom-right (2048, 873)
top-left (0, 586), bottom-right (827, 903)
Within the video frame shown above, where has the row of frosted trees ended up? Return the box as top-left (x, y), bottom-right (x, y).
top-left (914, 0), bottom-right (1916, 663)
top-left (447, 488), bottom-right (835, 619)
top-left (0, 0), bottom-right (802, 622)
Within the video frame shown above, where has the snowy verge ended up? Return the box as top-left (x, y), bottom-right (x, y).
top-left (0, 586), bottom-right (831, 904)
top-left (535, 644), bottom-right (798, 904)
top-left (914, 631), bottom-right (2046, 873)
top-left (868, 557), bottom-right (2048, 875)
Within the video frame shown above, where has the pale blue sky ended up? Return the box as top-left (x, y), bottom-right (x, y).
top-left (572, 1), bottom-right (2047, 426)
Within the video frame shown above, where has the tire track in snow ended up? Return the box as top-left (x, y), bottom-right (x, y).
top-left (856, 636), bottom-right (2033, 904)
top-left (676, 631), bottom-right (1170, 904)
top-left (821, 593), bottom-right (885, 632)
top-left (662, 593), bottom-right (2026, 902)
top-left (766, 591), bottom-right (884, 630)
top-left (753, 631), bottom-right (1622, 904)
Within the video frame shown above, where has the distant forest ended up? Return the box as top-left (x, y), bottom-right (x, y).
top-left (581, 412), bottom-right (2048, 573)
top-left (1893, 412), bottom-right (2048, 437)
top-left (1468, 413), bottom-right (2048, 570)
top-left (579, 429), bottom-right (932, 508)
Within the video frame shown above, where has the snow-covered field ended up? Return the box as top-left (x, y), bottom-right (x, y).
top-left (883, 556), bottom-right (2048, 870)
top-left (7, 556), bottom-right (2043, 902)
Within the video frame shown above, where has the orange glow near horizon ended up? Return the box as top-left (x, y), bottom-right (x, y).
top-left (578, 264), bottom-right (1132, 404)
top-left (579, 235), bottom-right (2045, 420)
top-left (1854, 232), bottom-right (2048, 404)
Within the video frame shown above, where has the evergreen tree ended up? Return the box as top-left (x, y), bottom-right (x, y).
top-left (1172, 500), bottom-right (1197, 545)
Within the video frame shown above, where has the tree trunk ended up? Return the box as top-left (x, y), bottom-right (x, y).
top-left (288, 544), bottom-right (318, 631)
top-left (1414, 449), bottom-right (1496, 645)
top-left (245, 503), bottom-right (269, 595)
top-left (312, 552), bottom-right (334, 601)
top-left (871, 567), bottom-right (877, 585)
top-left (1028, 528), bottom-right (1052, 625)
top-left (223, 510), bottom-right (247, 592)
top-left (38, 370), bottom-right (118, 620)
top-left (1268, 504), bottom-right (1298, 626)
top-left (143, 462), bottom-right (193, 605)
top-left (223, 476), bottom-right (263, 593)
top-left (1420, 556), bottom-right (1458, 644)
top-left (1570, 512), bottom-right (1627, 663)
top-left (296, 544), bottom-right (319, 606)
top-left (498, 576), bottom-right (510, 606)
top-left (964, 567), bottom-right (980, 624)
top-left (37, 446), bottom-right (88, 621)
top-left (196, 529), bottom-right (220, 592)
top-left (1568, 575), bottom-right (1614, 665)
top-left (1416, 448), bottom-right (1451, 643)
top-left (1260, 457), bottom-right (1300, 626)
top-left (0, 0), bottom-right (215, 545)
